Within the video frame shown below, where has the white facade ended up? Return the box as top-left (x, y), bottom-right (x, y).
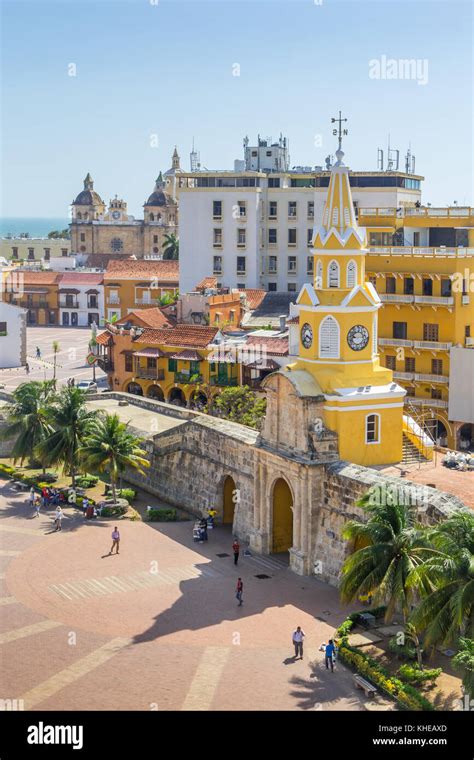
top-left (179, 170), bottom-right (423, 294)
top-left (448, 347), bottom-right (474, 424)
top-left (58, 274), bottom-right (104, 328)
top-left (0, 301), bottom-right (27, 368)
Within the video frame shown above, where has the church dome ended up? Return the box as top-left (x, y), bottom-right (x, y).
top-left (145, 189), bottom-right (172, 207)
top-left (73, 174), bottom-right (104, 206)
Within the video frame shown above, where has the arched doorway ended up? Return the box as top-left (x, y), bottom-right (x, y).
top-left (223, 476), bottom-right (236, 524)
top-left (147, 385), bottom-right (164, 401)
top-left (271, 478), bottom-right (293, 554)
top-left (168, 387), bottom-right (186, 406)
top-left (458, 423), bottom-right (473, 451)
top-left (435, 420), bottom-right (448, 447)
top-left (127, 382), bottom-right (143, 396)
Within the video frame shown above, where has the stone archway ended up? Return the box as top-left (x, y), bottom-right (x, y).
top-left (168, 387), bottom-right (186, 406)
top-left (127, 382), bottom-right (143, 396)
top-left (147, 385), bottom-right (164, 401)
top-left (223, 475), bottom-right (236, 524)
top-left (271, 478), bottom-right (293, 554)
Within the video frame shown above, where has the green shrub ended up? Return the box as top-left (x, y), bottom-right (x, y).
top-left (30, 472), bottom-right (58, 484)
top-left (388, 636), bottom-right (417, 661)
top-left (107, 487), bottom-right (136, 502)
top-left (145, 508), bottom-right (177, 522)
top-left (100, 504), bottom-right (128, 518)
top-left (337, 619), bottom-right (355, 638)
top-left (0, 463), bottom-right (15, 476)
top-left (398, 664), bottom-right (442, 684)
top-left (76, 474), bottom-right (99, 488)
top-left (75, 495), bottom-right (96, 508)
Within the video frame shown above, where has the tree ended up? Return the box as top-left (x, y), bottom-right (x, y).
top-left (408, 512), bottom-right (474, 647)
top-left (35, 386), bottom-right (95, 487)
top-left (0, 381), bottom-right (55, 474)
top-left (340, 489), bottom-right (430, 623)
top-left (212, 386), bottom-right (266, 429)
top-left (52, 341), bottom-right (60, 386)
top-left (453, 638), bottom-right (474, 701)
top-left (78, 414), bottom-right (149, 502)
top-left (162, 233), bottom-right (179, 260)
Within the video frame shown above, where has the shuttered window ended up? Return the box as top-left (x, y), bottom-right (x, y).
top-left (346, 260), bottom-right (357, 288)
top-left (328, 260), bottom-right (340, 288)
top-left (319, 316), bottom-right (340, 359)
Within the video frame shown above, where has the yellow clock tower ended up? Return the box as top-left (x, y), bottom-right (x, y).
top-left (289, 117), bottom-right (405, 465)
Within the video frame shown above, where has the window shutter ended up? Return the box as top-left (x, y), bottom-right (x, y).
top-left (319, 316), bottom-right (339, 359)
top-left (346, 260), bottom-right (357, 288)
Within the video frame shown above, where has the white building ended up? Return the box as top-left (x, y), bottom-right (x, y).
top-left (179, 138), bottom-right (423, 294)
top-left (58, 272), bottom-right (104, 327)
top-left (0, 301), bottom-right (27, 368)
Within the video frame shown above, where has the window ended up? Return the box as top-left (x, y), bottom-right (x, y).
top-left (237, 256), bottom-right (246, 275)
top-left (431, 388), bottom-right (442, 400)
top-left (61, 248), bottom-right (68, 257)
top-left (213, 255), bottom-right (222, 274)
top-left (44, 248), bottom-right (50, 261)
top-left (466, 325), bottom-right (471, 338)
top-left (288, 256), bottom-right (297, 273)
top-left (80, 233), bottom-right (85, 242)
top-left (48, 311), bottom-right (56, 325)
top-left (422, 278), bottom-right (433, 296)
top-left (288, 201), bottom-right (297, 218)
top-left (236, 283), bottom-right (245, 289)
top-left (28, 248), bottom-right (35, 260)
top-left (405, 386), bottom-right (416, 397)
top-left (147, 357), bottom-right (157, 369)
top-left (12, 247), bottom-right (18, 259)
top-left (366, 414), bottom-right (380, 444)
top-left (386, 276), bottom-right (396, 294)
top-left (441, 279), bottom-right (452, 297)
top-left (307, 201), bottom-right (314, 219)
top-left (369, 232), bottom-right (392, 246)
top-left (268, 282), bottom-right (277, 292)
top-left (393, 322), bottom-right (407, 339)
top-left (125, 354), bottom-right (133, 372)
top-left (431, 359), bottom-right (443, 375)
top-left (168, 358), bottom-right (177, 372)
top-left (268, 228), bottom-right (277, 245)
top-left (65, 294), bottom-right (74, 308)
top-left (110, 238), bottom-right (123, 252)
top-left (307, 229), bottom-right (313, 247)
top-left (307, 257), bottom-right (314, 275)
top-left (404, 277), bottom-right (414, 295)
top-left (405, 357), bottom-right (416, 372)
top-left (413, 232), bottom-right (420, 246)
top-left (369, 276), bottom-right (377, 288)
top-left (319, 315), bottom-right (340, 359)
top-left (237, 228), bottom-right (246, 247)
top-left (88, 295), bottom-right (98, 309)
top-left (268, 201), bottom-right (277, 219)
top-left (386, 355), bottom-right (396, 370)
top-left (316, 260), bottom-right (323, 288)
top-left (423, 323), bottom-right (439, 342)
top-left (268, 178), bottom-right (280, 188)
top-left (346, 260), bottom-right (357, 288)
top-left (287, 283), bottom-right (297, 292)
top-left (237, 200), bottom-right (246, 217)
top-left (0, 321), bottom-right (7, 336)
top-left (190, 360), bottom-right (200, 375)
top-left (288, 229), bottom-right (297, 246)
top-left (213, 200), bottom-right (222, 219)
top-left (153, 235), bottom-right (158, 244)
top-left (268, 256), bottom-right (277, 274)
top-left (213, 229), bottom-right (222, 247)
top-left (328, 260), bottom-right (340, 288)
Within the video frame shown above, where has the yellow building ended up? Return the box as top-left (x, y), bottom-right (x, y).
top-left (362, 208), bottom-right (474, 449)
top-left (288, 139), bottom-right (405, 466)
top-left (103, 259), bottom-right (179, 322)
top-left (1, 270), bottom-right (61, 326)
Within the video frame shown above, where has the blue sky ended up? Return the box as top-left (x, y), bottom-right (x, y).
top-left (1, 0), bottom-right (472, 217)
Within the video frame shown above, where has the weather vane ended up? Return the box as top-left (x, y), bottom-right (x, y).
top-left (331, 111), bottom-right (348, 152)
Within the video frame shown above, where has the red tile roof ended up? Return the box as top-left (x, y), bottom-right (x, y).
top-left (196, 276), bottom-right (218, 290)
top-left (116, 307), bottom-right (174, 329)
top-left (16, 271), bottom-right (61, 285)
top-left (95, 331), bottom-right (113, 346)
top-left (245, 335), bottom-right (288, 356)
top-left (137, 324), bottom-right (219, 349)
top-left (239, 288), bottom-right (267, 310)
top-left (168, 349), bottom-right (203, 361)
top-left (59, 272), bottom-right (104, 286)
top-left (105, 259), bottom-right (179, 282)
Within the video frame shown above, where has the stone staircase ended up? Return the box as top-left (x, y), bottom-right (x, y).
top-left (402, 433), bottom-right (429, 465)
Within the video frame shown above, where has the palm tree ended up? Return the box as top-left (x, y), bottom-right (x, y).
top-left (340, 490), bottom-right (430, 622)
top-left (408, 512), bottom-right (474, 647)
top-left (453, 638), bottom-right (474, 701)
top-left (78, 414), bottom-right (149, 502)
top-left (162, 233), bottom-right (179, 260)
top-left (52, 341), bottom-right (60, 387)
top-left (0, 381), bottom-right (55, 473)
top-left (35, 386), bottom-right (95, 487)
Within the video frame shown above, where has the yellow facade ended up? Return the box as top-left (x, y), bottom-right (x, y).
top-left (288, 144), bottom-right (405, 466)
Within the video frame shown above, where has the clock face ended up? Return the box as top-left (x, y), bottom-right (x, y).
top-left (347, 324), bottom-right (369, 351)
top-left (301, 322), bottom-right (313, 349)
top-left (112, 211), bottom-right (121, 220)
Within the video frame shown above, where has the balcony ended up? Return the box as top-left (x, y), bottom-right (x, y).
top-left (107, 297), bottom-right (120, 305)
top-left (174, 372), bottom-right (202, 384)
top-left (209, 376), bottom-right (238, 386)
top-left (414, 373), bottom-right (449, 384)
top-left (414, 295), bottom-right (454, 307)
top-left (405, 397), bottom-right (448, 409)
top-left (367, 246), bottom-right (474, 259)
top-left (59, 300), bottom-right (79, 309)
top-left (136, 368), bottom-right (165, 380)
top-left (97, 357), bottom-right (113, 372)
top-left (393, 371), bottom-right (415, 381)
top-left (379, 294), bottom-right (414, 304)
top-left (25, 301), bottom-right (49, 309)
top-left (135, 298), bottom-right (154, 306)
top-left (379, 338), bottom-right (413, 348)
top-left (413, 340), bottom-right (452, 351)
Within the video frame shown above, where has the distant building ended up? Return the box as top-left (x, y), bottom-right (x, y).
top-left (103, 259), bottom-right (179, 322)
top-left (58, 272), bottom-right (104, 327)
top-left (0, 301), bottom-right (27, 368)
top-left (0, 237), bottom-right (71, 266)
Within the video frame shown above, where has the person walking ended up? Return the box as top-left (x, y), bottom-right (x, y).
top-left (25, 362), bottom-right (30, 375)
top-left (28, 486), bottom-right (35, 508)
top-left (54, 506), bottom-right (63, 531)
top-left (236, 577), bottom-right (243, 606)
top-left (109, 527), bottom-right (120, 555)
top-left (325, 639), bottom-right (336, 672)
top-left (232, 538), bottom-right (240, 566)
top-left (34, 496), bottom-right (41, 518)
top-left (292, 626), bottom-right (305, 660)
top-left (36, 346), bottom-right (41, 359)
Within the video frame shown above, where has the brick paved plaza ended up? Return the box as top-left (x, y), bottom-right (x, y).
top-left (0, 480), bottom-right (368, 711)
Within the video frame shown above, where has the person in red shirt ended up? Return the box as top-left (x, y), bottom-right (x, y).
top-left (232, 539), bottom-right (240, 566)
top-left (236, 578), bottom-right (243, 606)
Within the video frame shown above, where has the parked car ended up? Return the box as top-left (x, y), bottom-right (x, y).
top-left (76, 380), bottom-right (98, 393)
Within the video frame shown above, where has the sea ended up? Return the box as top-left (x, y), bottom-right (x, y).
top-left (0, 218), bottom-right (70, 239)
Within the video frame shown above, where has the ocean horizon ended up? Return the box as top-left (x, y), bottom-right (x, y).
top-left (0, 218), bottom-right (70, 239)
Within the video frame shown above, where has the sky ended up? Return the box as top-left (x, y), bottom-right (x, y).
top-left (1, 0), bottom-right (473, 217)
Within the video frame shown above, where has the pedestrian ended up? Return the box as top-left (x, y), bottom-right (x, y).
top-left (292, 626), bottom-right (305, 660)
top-left (36, 346), bottom-right (41, 359)
top-left (25, 362), bottom-right (30, 375)
top-left (236, 577), bottom-right (243, 606)
top-left (109, 526), bottom-right (120, 555)
top-left (34, 496), bottom-right (41, 518)
top-left (54, 506), bottom-right (63, 531)
top-left (82, 496), bottom-right (89, 516)
top-left (325, 639), bottom-right (336, 672)
top-left (41, 486), bottom-right (50, 508)
top-left (232, 538), bottom-right (240, 565)
top-left (28, 486), bottom-right (35, 508)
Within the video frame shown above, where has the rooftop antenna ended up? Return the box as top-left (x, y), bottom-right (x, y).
top-left (405, 143), bottom-right (416, 174)
top-left (331, 110), bottom-right (348, 156)
top-left (190, 137), bottom-right (200, 172)
top-left (386, 134), bottom-right (400, 171)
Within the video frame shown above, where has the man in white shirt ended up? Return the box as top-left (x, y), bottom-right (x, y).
top-left (292, 626), bottom-right (305, 660)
